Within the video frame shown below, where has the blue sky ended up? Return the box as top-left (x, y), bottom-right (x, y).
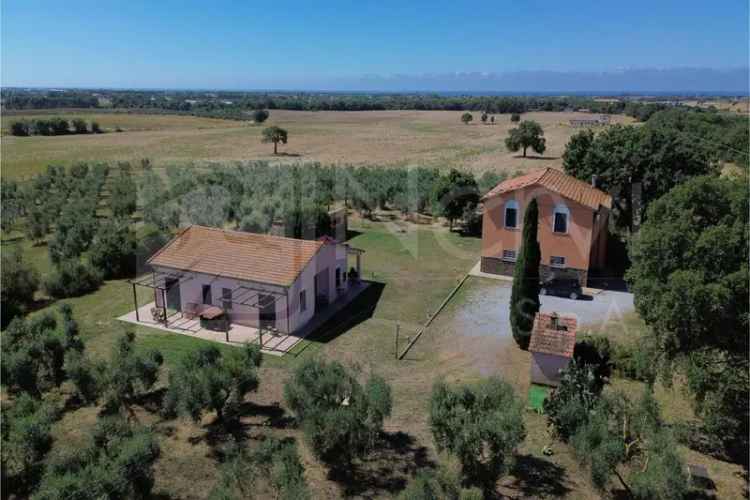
top-left (2, 0), bottom-right (748, 91)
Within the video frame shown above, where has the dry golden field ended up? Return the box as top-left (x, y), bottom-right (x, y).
top-left (1, 110), bottom-right (633, 179)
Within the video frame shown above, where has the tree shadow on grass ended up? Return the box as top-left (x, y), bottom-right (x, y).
top-left (293, 281), bottom-right (385, 356)
top-left (327, 431), bottom-right (435, 497)
top-left (511, 155), bottom-right (559, 160)
top-left (234, 400), bottom-right (295, 429)
top-left (506, 454), bottom-right (571, 498)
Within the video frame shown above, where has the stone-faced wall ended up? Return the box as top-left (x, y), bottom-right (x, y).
top-left (480, 257), bottom-right (588, 287)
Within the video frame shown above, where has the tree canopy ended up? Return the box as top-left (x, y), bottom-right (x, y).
top-left (429, 377), bottom-right (525, 488)
top-left (432, 169), bottom-right (479, 231)
top-left (283, 358), bottom-right (392, 468)
top-left (505, 120), bottom-right (546, 157)
top-left (1, 250), bottom-right (40, 327)
top-left (626, 175), bottom-right (749, 458)
top-left (562, 124), bottom-right (718, 230)
top-left (164, 343), bottom-right (262, 423)
top-left (262, 126), bottom-right (288, 154)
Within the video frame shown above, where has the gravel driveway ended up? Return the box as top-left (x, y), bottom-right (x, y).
top-left (447, 278), bottom-right (634, 340)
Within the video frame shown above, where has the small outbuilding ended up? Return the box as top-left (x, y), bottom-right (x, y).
top-left (528, 312), bottom-right (577, 387)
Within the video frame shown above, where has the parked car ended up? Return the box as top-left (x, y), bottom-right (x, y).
top-left (540, 277), bottom-right (583, 300)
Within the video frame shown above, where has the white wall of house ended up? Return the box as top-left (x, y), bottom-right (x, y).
top-left (151, 242), bottom-right (350, 335)
top-left (530, 352), bottom-right (571, 387)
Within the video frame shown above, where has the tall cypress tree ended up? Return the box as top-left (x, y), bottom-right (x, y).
top-left (510, 199), bottom-right (541, 350)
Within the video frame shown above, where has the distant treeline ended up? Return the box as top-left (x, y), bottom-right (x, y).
top-left (2, 88), bottom-right (689, 120)
top-left (9, 117), bottom-right (103, 136)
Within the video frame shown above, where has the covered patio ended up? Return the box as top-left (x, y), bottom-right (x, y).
top-left (119, 275), bottom-right (371, 356)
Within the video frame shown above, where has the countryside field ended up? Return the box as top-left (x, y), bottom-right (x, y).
top-left (1, 110), bottom-right (633, 179)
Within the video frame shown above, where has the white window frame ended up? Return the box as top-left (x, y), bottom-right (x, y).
top-left (553, 204), bottom-right (570, 234)
top-left (504, 200), bottom-right (519, 229)
top-left (550, 256), bottom-right (566, 268)
top-left (502, 249), bottom-right (517, 262)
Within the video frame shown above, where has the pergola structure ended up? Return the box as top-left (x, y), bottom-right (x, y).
top-left (129, 270), bottom-right (194, 326)
top-left (129, 269), bottom-right (290, 347)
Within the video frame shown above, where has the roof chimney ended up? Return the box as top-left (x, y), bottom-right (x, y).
top-left (591, 174), bottom-right (598, 188)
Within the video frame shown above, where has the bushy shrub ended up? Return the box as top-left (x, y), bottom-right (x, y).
top-left (44, 260), bottom-right (103, 298)
top-left (611, 339), bottom-right (657, 384)
top-left (573, 334), bottom-right (613, 382)
top-left (91, 121), bottom-right (102, 133)
top-left (543, 359), bottom-right (603, 440)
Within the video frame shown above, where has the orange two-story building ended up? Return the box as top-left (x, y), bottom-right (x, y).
top-left (480, 168), bottom-right (612, 286)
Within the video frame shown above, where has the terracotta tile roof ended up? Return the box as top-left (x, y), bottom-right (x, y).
top-left (148, 225), bottom-right (323, 287)
top-left (528, 312), bottom-right (577, 358)
top-left (482, 168), bottom-right (612, 210)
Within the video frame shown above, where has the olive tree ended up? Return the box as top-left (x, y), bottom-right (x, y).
top-left (283, 359), bottom-right (392, 468)
top-left (429, 377), bottom-right (525, 488)
top-left (164, 344), bottom-right (262, 423)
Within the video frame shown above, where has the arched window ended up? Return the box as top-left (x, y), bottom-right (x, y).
top-left (553, 203), bottom-right (570, 233)
top-left (504, 200), bottom-right (519, 229)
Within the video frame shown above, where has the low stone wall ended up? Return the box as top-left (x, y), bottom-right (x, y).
top-left (480, 257), bottom-right (588, 286)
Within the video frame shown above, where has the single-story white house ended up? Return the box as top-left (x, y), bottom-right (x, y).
top-left (130, 225), bottom-right (364, 335)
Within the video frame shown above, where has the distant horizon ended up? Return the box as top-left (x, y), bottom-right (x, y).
top-left (3, 1), bottom-right (747, 92)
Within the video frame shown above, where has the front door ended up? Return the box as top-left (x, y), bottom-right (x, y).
top-left (202, 284), bottom-right (212, 305)
top-left (258, 294), bottom-right (275, 330)
top-left (165, 278), bottom-right (181, 312)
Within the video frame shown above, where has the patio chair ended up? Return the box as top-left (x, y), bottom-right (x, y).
top-left (151, 306), bottom-right (166, 323)
top-left (183, 302), bottom-right (199, 320)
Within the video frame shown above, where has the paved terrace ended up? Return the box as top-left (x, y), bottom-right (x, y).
top-left (118, 281), bottom-right (370, 356)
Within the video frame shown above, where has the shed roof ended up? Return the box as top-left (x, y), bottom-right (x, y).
top-left (482, 168), bottom-right (612, 210)
top-left (148, 225), bottom-right (323, 287)
top-left (528, 312), bottom-right (577, 358)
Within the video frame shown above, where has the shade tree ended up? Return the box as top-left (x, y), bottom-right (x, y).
top-left (262, 126), bottom-right (288, 154)
top-left (505, 120), bottom-right (546, 157)
top-left (460, 112), bottom-right (473, 125)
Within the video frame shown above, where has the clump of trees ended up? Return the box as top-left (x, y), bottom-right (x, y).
top-left (509, 199), bottom-right (540, 350)
top-left (626, 175), bottom-right (748, 460)
top-left (262, 126), bottom-right (288, 154)
top-left (460, 112), bottom-right (473, 125)
top-left (510, 112), bottom-right (521, 122)
top-left (562, 122), bottom-right (718, 231)
top-left (505, 120), bottom-right (546, 157)
top-left (545, 363), bottom-right (688, 499)
top-left (283, 358), bottom-right (392, 469)
top-left (9, 117), bottom-right (105, 136)
top-left (429, 377), bottom-right (525, 490)
top-left (164, 343), bottom-right (262, 423)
